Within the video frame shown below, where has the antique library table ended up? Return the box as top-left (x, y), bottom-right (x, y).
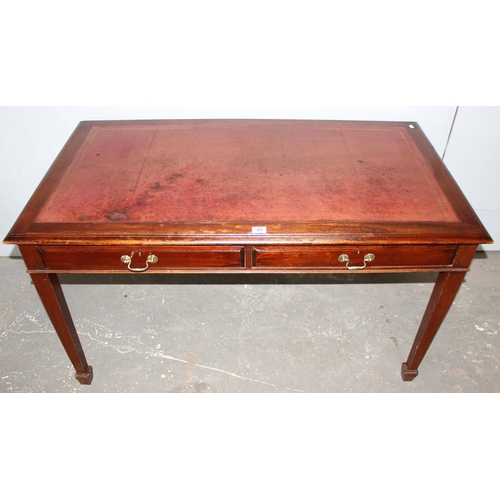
top-left (4, 119), bottom-right (493, 385)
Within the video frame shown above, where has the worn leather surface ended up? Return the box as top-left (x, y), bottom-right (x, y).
top-left (37, 122), bottom-right (459, 224)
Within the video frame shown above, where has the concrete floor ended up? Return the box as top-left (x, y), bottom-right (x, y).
top-left (1, 252), bottom-right (499, 392)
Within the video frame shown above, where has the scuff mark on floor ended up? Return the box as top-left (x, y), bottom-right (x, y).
top-left (2, 310), bottom-right (53, 336)
top-left (0, 301), bottom-right (15, 328)
top-left (77, 318), bottom-right (303, 392)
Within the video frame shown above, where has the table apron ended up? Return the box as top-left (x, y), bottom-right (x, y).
top-left (29, 243), bottom-right (464, 274)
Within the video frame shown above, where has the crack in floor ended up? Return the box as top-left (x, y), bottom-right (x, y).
top-left (77, 319), bottom-right (303, 392)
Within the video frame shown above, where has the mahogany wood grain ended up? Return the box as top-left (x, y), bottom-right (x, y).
top-left (38, 245), bottom-right (245, 271)
top-left (253, 244), bottom-right (459, 269)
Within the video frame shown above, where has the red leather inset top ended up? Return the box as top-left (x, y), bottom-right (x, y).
top-left (37, 122), bottom-right (459, 224)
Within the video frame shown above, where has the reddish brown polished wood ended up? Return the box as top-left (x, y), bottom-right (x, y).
top-left (4, 119), bottom-right (493, 385)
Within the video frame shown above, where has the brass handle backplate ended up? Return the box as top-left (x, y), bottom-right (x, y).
top-left (121, 253), bottom-right (158, 272)
top-left (338, 253), bottom-right (375, 270)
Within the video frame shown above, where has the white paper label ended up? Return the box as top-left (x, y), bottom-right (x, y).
top-left (252, 226), bottom-right (267, 234)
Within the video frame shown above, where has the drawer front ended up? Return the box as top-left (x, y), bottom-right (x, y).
top-left (39, 246), bottom-right (245, 271)
top-left (253, 245), bottom-right (459, 270)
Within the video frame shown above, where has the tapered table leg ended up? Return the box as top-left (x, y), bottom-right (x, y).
top-left (402, 271), bottom-right (467, 381)
top-left (30, 273), bottom-right (93, 384)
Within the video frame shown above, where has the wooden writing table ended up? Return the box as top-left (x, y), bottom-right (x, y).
top-left (4, 119), bottom-right (493, 385)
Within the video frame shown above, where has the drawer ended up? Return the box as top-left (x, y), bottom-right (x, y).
top-left (38, 245), bottom-right (245, 272)
top-left (252, 245), bottom-right (459, 270)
